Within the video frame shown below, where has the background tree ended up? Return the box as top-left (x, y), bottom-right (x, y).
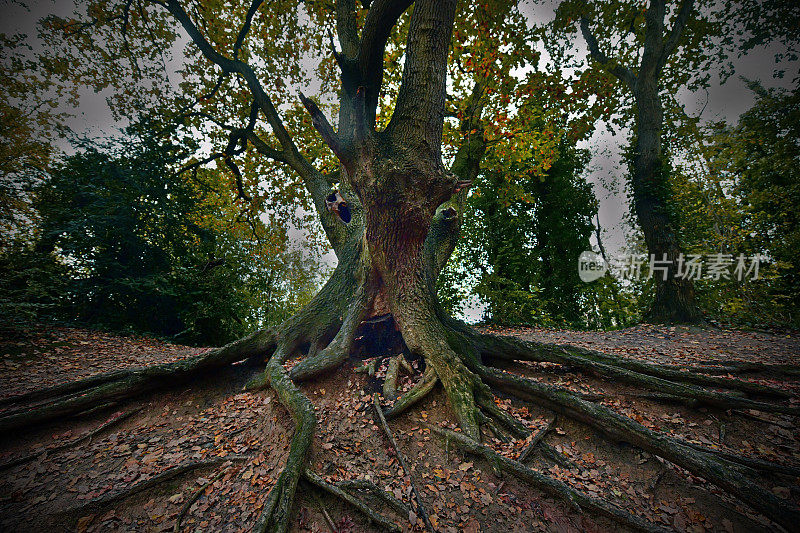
top-left (545, 0), bottom-right (712, 323)
top-left (2, 120), bottom-right (323, 344)
top-left (691, 82), bottom-right (800, 325)
top-left (444, 143), bottom-right (606, 327)
top-left (0, 31), bottom-right (67, 244)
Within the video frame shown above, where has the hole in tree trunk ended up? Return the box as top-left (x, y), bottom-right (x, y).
top-left (351, 314), bottom-right (416, 363)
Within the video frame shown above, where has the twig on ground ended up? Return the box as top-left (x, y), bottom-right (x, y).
top-left (518, 417), bottom-right (556, 464)
top-left (373, 393), bottom-right (434, 532)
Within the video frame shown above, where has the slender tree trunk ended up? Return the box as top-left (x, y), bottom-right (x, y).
top-left (632, 78), bottom-right (700, 323)
top-left (581, 0), bottom-right (700, 323)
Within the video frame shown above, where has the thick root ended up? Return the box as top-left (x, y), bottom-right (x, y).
top-left (479, 333), bottom-right (791, 399)
top-left (660, 360), bottom-right (800, 377)
top-left (255, 351), bottom-right (316, 533)
top-left (428, 425), bottom-right (672, 533)
top-left (478, 365), bottom-right (800, 531)
top-left (383, 355), bottom-right (404, 400)
top-left (0, 329), bottom-right (277, 432)
top-left (478, 334), bottom-right (798, 414)
top-left (289, 292), bottom-right (365, 382)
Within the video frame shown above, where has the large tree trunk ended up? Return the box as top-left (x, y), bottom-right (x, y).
top-left (632, 77), bottom-right (700, 323)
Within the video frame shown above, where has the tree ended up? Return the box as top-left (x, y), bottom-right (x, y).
top-left (544, 0), bottom-right (707, 323)
top-left (4, 2), bottom-right (800, 531)
top-left (15, 121), bottom-right (322, 344)
top-left (445, 143), bottom-right (604, 328)
top-left (700, 82), bottom-right (800, 324)
top-left (0, 32), bottom-right (66, 244)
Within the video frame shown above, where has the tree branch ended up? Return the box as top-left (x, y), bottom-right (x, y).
top-left (579, 17), bottom-right (636, 90)
top-left (233, 0), bottom-right (264, 60)
top-left (159, 0), bottom-right (333, 235)
top-left (335, 0), bottom-right (359, 58)
top-left (298, 91), bottom-right (354, 174)
top-left (657, 0), bottom-right (694, 72)
top-left (357, 0), bottom-right (414, 127)
top-left (641, 0), bottom-right (666, 74)
top-left (387, 0), bottom-right (458, 154)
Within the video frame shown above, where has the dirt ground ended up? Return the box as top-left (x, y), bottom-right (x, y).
top-left (0, 324), bottom-right (798, 532)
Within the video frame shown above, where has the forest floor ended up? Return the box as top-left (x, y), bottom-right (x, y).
top-left (0, 323), bottom-right (798, 533)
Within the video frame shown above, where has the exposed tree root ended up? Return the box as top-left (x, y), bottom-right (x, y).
top-left (479, 334), bottom-right (791, 399)
top-left (383, 354), bottom-right (404, 400)
top-left (0, 408), bottom-right (141, 472)
top-left (0, 370), bottom-right (134, 409)
top-left (173, 465), bottom-right (231, 532)
top-left (373, 394), bottom-right (434, 531)
top-left (289, 271), bottom-right (371, 383)
top-left (477, 364), bottom-right (800, 531)
top-left (427, 425), bottom-right (673, 533)
top-left (302, 468), bottom-right (402, 532)
top-left (66, 458), bottom-right (246, 514)
top-left (477, 334), bottom-right (798, 415)
top-left (335, 479), bottom-right (411, 516)
top-left (254, 350), bottom-right (316, 533)
top-left (659, 361), bottom-right (800, 377)
top-left (384, 365), bottom-right (438, 419)
top-left (476, 393), bottom-right (530, 439)
top-left (7, 304), bottom-right (799, 532)
top-left (678, 439), bottom-right (800, 478)
top-left (0, 329), bottom-right (277, 432)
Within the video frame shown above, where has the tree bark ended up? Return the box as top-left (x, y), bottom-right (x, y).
top-left (632, 77), bottom-right (700, 323)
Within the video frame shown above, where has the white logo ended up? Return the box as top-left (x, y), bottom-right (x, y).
top-left (578, 251), bottom-right (607, 282)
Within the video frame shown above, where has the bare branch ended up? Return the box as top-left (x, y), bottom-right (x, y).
top-left (579, 17), bottom-right (636, 90)
top-left (233, 0), bottom-right (264, 60)
top-left (298, 90), bottom-right (354, 172)
top-left (327, 28), bottom-right (345, 69)
top-left (162, 0), bottom-right (294, 155)
top-left (244, 131), bottom-right (286, 162)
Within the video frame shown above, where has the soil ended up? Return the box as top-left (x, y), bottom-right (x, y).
top-left (1, 323), bottom-right (798, 532)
